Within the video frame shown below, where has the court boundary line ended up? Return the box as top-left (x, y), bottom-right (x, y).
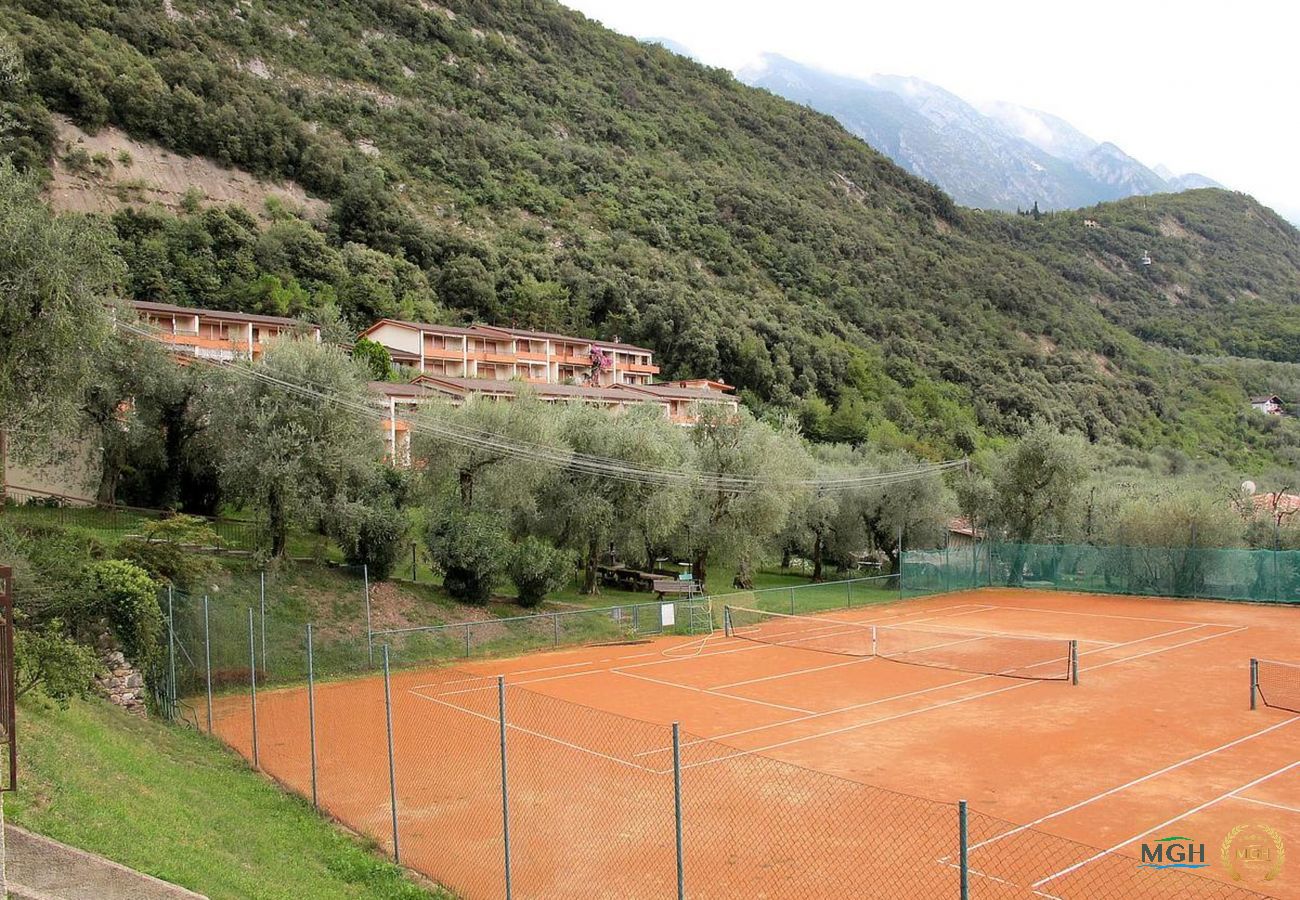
top-left (966, 714), bottom-right (1300, 853)
top-left (1031, 758), bottom-right (1300, 888)
top-left (1228, 794), bottom-right (1300, 815)
top-left (678, 625), bottom-right (1247, 768)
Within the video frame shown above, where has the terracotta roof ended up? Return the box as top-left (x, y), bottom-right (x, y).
top-left (132, 300), bottom-right (316, 330)
top-left (410, 375), bottom-right (656, 404)
top-left (367, 381), bottom-right (434, 398)
top-left (948, 517), bottom-right (979, 537)
top-left (614, 383), bottom-right (738, 402)
top-left (665, 379), bottom-right (736, 394)
top-left (1251, 492), bottom-right (1300, 514)
top-left (358, 318), bottom-right (479, 338)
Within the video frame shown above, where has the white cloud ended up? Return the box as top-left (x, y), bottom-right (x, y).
top-left (565, 0), bottom-right (1300, 219)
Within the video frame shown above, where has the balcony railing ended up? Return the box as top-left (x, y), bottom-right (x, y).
top-left (622, 363), bottom-right (660, 374)
top-left (423, 346), bottom-right (465, 361)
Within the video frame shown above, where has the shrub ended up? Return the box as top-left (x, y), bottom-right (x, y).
top-left (114, 515), bottom-right (219, 589)
top-left (425, 507), bottom-right (508, 604)
top-left (14, 620), bottom-right (100, 707)
top-left (330, 495), bottom-right (404, 581)
top-left (86, 559), bottom-right (162, 674)
top-left (507, 538), bottom-right (573, 608)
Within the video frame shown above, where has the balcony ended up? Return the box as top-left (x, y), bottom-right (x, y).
top-left (471, 351), bottom-right (517, 364)
top-left (622, 362), bottom-right (660, 374)
top-left (423, 345), bottom-right (465, 361)
top-left (516, 350), bottom-right (548, 362)
top-left (160, 332), bottom-right (240, 352)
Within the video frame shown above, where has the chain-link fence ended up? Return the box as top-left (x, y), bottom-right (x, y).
top-left (903, 541), bottom-right (1300, 604)
top-left (170, 645), bottom-right (1262, 899)
top-left (153, 559), bottom-right (1279, 897)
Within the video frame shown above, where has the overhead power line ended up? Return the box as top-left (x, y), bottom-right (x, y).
top-left (120, 320), bottom-right (967, 493)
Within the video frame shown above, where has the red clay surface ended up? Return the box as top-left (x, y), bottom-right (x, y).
top-left (208, 588), bottom-right (1299, 898)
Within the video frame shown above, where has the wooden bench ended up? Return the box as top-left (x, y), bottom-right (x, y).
top-left (653, 579), bottom-right (702, 600)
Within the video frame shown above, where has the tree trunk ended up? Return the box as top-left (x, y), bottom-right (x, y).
top-left (733, 555), bottom-right (753, 590)
top-left (781, 546), bottom-right (792, 569)
top-left (692, 548), bottom-right (707, 587)
top-left (459, 469), bottom-right (473, 506)
top-left (268, 487), bottom-right (287, 557)
top-left (811, 531), bottom-right (824, 582)
top-left (582, 536), bottom-right (599, 595)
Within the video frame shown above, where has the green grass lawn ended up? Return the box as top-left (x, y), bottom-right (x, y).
top-left (6, 696), bottom-right (448, 900)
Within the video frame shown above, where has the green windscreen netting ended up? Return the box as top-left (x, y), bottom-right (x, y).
top-left (903, 542), bottom-right (1300, 604)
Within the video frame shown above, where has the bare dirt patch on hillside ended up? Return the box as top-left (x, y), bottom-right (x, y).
top-left (47, 115), bottom-right (327, 220)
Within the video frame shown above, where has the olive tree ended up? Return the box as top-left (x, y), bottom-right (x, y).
top-left (214, 339), bottom-right (383, 557)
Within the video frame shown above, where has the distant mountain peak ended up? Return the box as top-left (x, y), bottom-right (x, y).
top-left (740, 55), bottom-right (1227, 213)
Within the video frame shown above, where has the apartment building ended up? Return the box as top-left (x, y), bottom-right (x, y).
top-left (359, 319), bottom-right (659, 386)
top-left (133, 300), bottom-right (321, 360)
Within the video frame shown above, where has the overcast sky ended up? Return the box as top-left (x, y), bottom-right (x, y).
top-left (564, 1), bottom-right (1300, 222)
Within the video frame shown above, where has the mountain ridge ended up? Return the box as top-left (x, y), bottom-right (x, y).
top-left (740, 53), bottom-right (1222, 213)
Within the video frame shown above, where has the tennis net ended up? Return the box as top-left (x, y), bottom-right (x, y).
top-left (1252, 658), bottom-right (1300, 713)
top-left (724, 606), bottom-right (1078, 682)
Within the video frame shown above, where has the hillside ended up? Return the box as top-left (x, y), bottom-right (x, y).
top-left (1, 0), bottom-right (1299, 464)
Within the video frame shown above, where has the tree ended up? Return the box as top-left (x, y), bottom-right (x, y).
top-left (682, 407), bottom-right (810, 589)
top-left (507, 537), bottom-right (572, 608)
top-left (80, 328), bottom-right (176, 504)
top-left (413, 394), bottom-right (564, 511)
top-left (214, 340), bottom-right (383, 556)
top-left (352, 337), bottom-right (394, 381)
top-left (425, 504), bottom-right (509, 604)
top-left (539, 404), bottom-right (690, 594)
top-left (0, 161), bottom-right (123, 477)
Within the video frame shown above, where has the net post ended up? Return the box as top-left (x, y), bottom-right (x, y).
top-left (673, 721), bottom-right (685, 900)
top-left (871, 625), bottom-right (878, 657)
top-left (1250, 658), bottom-right (1258, 710)
top-left (958, 799), bottom-right (969, 900)
top-left (722, 606), bottom-right (732, 637)
top-left (498, 675), bottom-right (513, 899)
top-left (1070, 640), bottom-right (1079, 686)
top-left (248, 607), bottom-right (259, 769)
top-left (383, 644), bottom-right (400, 863)
top-left (364, 564), bottom-right (374, 668)
top-left (203, 595), bottom-right (213, 734)
top-left (307, 623), bottom-right (318, 809)
top-left (166, 585), bottom-right (176, 721)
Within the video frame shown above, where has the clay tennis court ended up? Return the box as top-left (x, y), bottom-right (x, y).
top-left (208, 587), bottom-right (1299, 898)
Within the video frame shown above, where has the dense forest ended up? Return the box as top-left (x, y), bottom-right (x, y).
top-left (1, 0), bottom-right (1299, 465)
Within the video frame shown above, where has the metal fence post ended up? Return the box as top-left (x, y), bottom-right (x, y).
top-left (248, 607), bottom-right (259, 769)
top-left (498, 675), bottom-right (513, 900)
top-left (847, 579), bottom-right (853, 607)
top-left (553, 612), bottom-right (560, 647)
top-left (203, 595), bottom-right (212, 733)
top-left (259, 570), bottom-right (267, 676)
top-left (673, 722), bottom-right (685, 900)
top-left (1250, 658), bottom-right (1258, 710)
top-left (789, 587), bottom-right (795, 615)
top-left (411, 543), bottom-right (417, 582)
top-left (465, 622), bottom-right (472, 658)
top-left (383, 645), bottom-right (400, 863)
top-left (167, 586), bottom-right (177, 721)
top-left (1070, 640), bottom-right (1079, 686)
top-left (898, 525), bottom-right (905, 600)
top-left (958, 800), bottom-right (969, 900)
top-left (307, 623), bottom-right (318, 809)
top-left (365, 564), bottom-right (374, 667)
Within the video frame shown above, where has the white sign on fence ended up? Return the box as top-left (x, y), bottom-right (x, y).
top-left (661, 603), bottom-right (675, 627)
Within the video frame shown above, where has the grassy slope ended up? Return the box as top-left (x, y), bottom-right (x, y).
top-left (7, 697), bottom-right (446, 900)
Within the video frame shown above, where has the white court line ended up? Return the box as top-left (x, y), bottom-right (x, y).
top-left (614, 669), bottom-right (818, 715)
top-left (710, 655), bottom-right (877, 689)
top-left (680, 625), bottom-right (1246, 769)
top-left (1032, 759), bottom-right (1300, 888)
top-left (674, 622), bottom-right (1210, 753)
top-left (1229, 794), bottom-right (1300, 815)
top-left (967, 714), bottom-right (1300, 852)
top-left (407, 688), bottom-right (662, 774)
top-left (978, 602), bottom-right (1220, 628)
